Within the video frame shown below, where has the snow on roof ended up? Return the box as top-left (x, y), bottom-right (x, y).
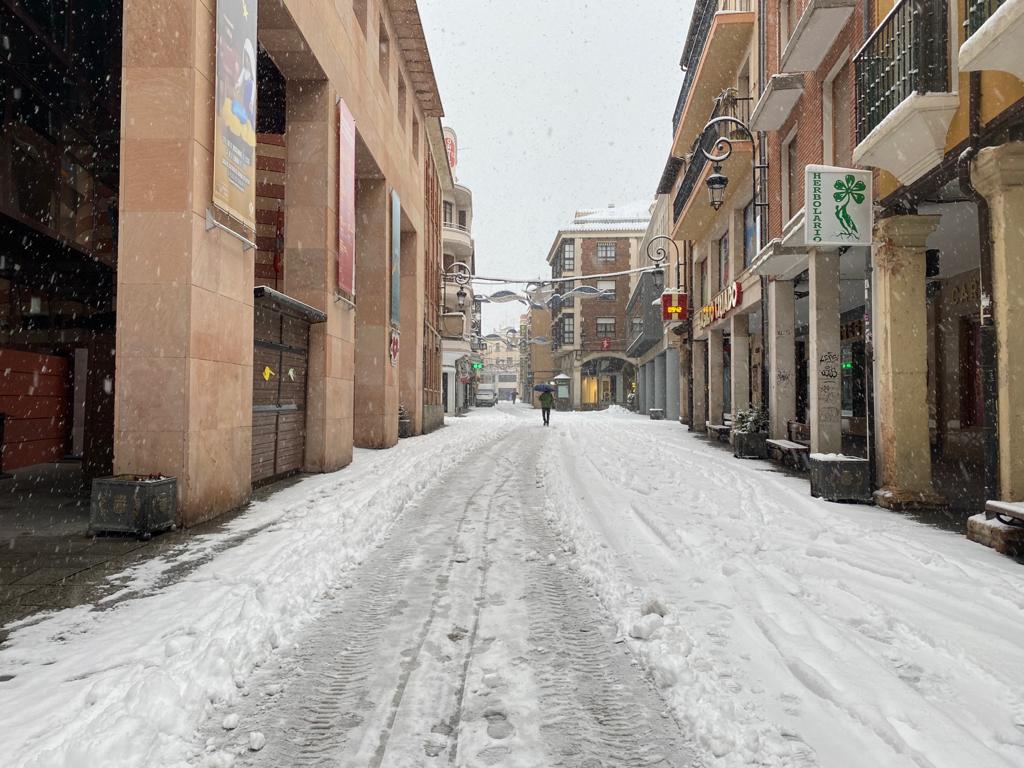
top-left (560, 200), bottom-right (653, 233)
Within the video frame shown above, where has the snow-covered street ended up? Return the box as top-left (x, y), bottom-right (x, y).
top-left (2, 405), bottom-right (1024, 768)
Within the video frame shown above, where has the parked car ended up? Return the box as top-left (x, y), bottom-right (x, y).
top-left (475, 389), bottom-right (497, 407)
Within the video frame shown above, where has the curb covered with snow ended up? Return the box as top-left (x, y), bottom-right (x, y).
top-left (0, 413), bottom-right (514, 768)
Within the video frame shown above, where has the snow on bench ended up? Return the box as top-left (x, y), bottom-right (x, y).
top-left (706, 418), bottom-right (732, 442)
top-left (766, 438), bottom-right (810, 469)
top-left (986, 500), bottom-right (1024, 525)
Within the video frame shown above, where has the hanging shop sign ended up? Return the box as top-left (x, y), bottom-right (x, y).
top-left (661, 291), bottom-right (689, 322)
top-left (601, 337), bottom-right (611, 351)
top-left (338, 98), bottom-right (356, 296)
top-left (695, 282), bottom-right (742, 332)
top-left (443, 127), bottom-right (457, 170)
top-left (390, 190), bottom-right (402, 326)
top-left (804, 165), bottom-right (872, 247)
top-left (213, 0), bottom-right (258, 230)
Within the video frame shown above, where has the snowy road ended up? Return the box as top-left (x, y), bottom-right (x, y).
top-left (2, 405), bottom-right (1024, 768)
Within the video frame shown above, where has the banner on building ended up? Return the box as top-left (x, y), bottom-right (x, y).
top-left (338, 99), bottom-right (356, 296)
top-left (213, 0), bottom-right (258, 230)
top-left (391, 190), bottom-right (402, 326)
top-left (804, 165), bottom-right (872, 248)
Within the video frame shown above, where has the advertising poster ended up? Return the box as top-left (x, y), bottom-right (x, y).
top-left (338, 99), bottom-right (356, 296)
top-left (213, 0), bottom-right (258, 230)
top-left (391, 190), bottom-right (401, 326)
top-left (804, 165), bottom-right (872, 248)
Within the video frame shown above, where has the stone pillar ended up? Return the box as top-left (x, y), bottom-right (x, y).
top-left (768, 279), bottom-right (796, 439)
top-left (872, 215), bottom-right (942, 508)
top-left (114, 0), bottom-right (253, 524)
top-left (571, 363), bottom-right (582, 410)
top-left (730, 314), bottom-right (750, 418)
top-left (808, 249), bottom-right (842, 454)
top-left (691, 340), bottom-right (708, 428)
top-left (285, 79), bottom-right (354, 473)
top-left (654, 354), bottom-right (667, 411)
top-left (707, 330), bottom-right (725, 426)
top-left (637, 361), bottom-right (647, 413)
top-left (666, 346), bottom-right (681, 421)
top-left (974, 143), bottom-right (1024, 501)
top-left (399, 230), bottom-right (424, 434)
top-left (353, 178), bottom-right (399, 448)
top-left (679, 345), bottom-right (692, 425)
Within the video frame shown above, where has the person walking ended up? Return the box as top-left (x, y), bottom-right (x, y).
top-left (511, 390), bottom-right (518, 405)
top-left (538, 389), bottom-right (554, 426)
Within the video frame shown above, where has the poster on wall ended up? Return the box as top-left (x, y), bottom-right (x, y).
top-left (804, 165), bottom-right (872, 248)
top-left (390, 190), bottom-right (401, 326)
top-left (338, 99), bottom-right (356, 296)
top-left (213, 0), bottom-right (258, 230)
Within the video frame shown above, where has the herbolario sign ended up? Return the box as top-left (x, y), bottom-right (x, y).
top-left (804, 165), bottom-right (873, 247)
top-left (695, 282), bottom-right (742, 332)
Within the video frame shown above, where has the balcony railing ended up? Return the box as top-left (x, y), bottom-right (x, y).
top-left (672, 0), bottom-right (753, 133)
top-left (673, 93), bottom-right (753, 221)
top-left (965, 0), bottom-right (1005, 36)
top-left (854, 0), bottom-right (949, 142)
top-left (443, 221), bottom-right (472, 235)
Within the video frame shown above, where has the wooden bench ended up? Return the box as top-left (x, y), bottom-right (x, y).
top-left (706, 415), bottom-right (732, 442)
top-left (986, 500), bottom-right (1024, 527)
top-left (766, 438), bottom-right (810, 469)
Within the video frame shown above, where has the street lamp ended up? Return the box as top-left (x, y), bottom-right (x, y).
top-left (706, 164), bottom-right (729, 210)
top-left (456, 286), bottom-right (467, 309)
top-left (443, 260), bottom-right (473, 313)
top-left (695, 106), bottom-right (767, 216)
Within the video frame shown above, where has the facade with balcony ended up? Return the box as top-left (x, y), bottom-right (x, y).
top-left (440, 176), bottom-right (477, 415)
top-left (545, 204), bottom-right (650, 409)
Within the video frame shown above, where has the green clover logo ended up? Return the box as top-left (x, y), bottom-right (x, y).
top-left (833, 174), bottom-right (866, 238)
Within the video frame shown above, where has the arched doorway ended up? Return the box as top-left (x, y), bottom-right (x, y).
top-left (580, 357), bottom-right (636, 409)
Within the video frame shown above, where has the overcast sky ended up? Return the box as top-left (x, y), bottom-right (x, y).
top-left (418, 1), bottom-right (694, 332)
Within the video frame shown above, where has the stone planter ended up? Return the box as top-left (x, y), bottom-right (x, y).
top-left (733, 431), bottom-right (767, 459)
top-left (809, 455), bottom-right (872, 502)
top-left (90, 475), bottom-right (177, 540)
top-left (649, 408), bottom-right (666, 420)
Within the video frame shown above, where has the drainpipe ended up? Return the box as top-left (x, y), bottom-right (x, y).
top-left (864, 253), bottom-right (876, 490)
top-left (757, 0), bottom-right (770, 420)
top-left (958, 71), bottom-right (999, 502)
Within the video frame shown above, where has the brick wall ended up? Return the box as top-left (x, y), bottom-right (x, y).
top-left (579, 236), bottom-right (633, 353)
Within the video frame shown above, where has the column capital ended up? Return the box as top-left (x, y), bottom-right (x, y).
top-left (874, 214), bottom-right (940, 250)
top-left (973, 142), bottom-right (1024, 198)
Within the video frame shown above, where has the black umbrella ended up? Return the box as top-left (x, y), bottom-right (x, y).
top-left (533, 383), bottom-right (555, 393)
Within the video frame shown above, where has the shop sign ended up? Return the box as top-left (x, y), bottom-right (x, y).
top-left (804, 165), bottom-right (872, 247)
top-left (338, 98), bottom-right (356, 296)
top-left (390, 190), bottom-right (401, 325)
top-left (389, 329), bottom-right (400, 367)
top-left (443, 127), bottom-right (457, 170)
top-left (695, 282), bottom-right (742, 332)
top-left (213, 0), bottom-right (258, 230)
top-left (601, 337), bottom-right (611, 351)
top-left (661, 291), bottom-right (688, 322)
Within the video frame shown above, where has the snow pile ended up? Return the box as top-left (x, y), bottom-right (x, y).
top-left (540, 416), bottom-right (1024, 768)
top-left (0, 413), bottom-right (514, 768)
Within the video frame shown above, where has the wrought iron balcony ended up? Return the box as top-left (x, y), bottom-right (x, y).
top-left (854, 0), bottom-right (950, 143)
top-left (673, 93), bottom-right (752, 222)
top-left (626, 271), bottom-right (665, 358)
top-left (966, 0), bottom-right (1005, 36)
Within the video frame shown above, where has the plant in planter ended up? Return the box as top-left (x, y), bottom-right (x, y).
top-left (733, 405), bottom-right (768, 459)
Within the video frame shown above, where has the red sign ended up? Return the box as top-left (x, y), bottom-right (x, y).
top-left (338, 99), bottom-right (356, 296)
top-left (443, 127), bottom-right (457, 170)
top-left (601, 337), bottom-right (611, 351)
top-left (661, 292), bottom-right (689, 322)
top-left (389, 329), bottom-right (400, 367)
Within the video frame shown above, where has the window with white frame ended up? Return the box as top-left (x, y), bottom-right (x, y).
top-left (597, 279), bottom-right (616, 300)
top-left (596, 317), bottom-right (615, 336)
top-left (597, 243), bottom-right (616, 263)
top-left (631, 316), bottom-right (644, 336)
top-left (443, 201), bottom-right (453, 225)
top-left (561, 315), bottom-right (575, 344)
top-left (781, 126), bottom-right (799, 223)
top-left (562, 240), bottom-right (575, 271)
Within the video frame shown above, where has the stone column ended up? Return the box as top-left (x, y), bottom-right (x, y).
top-left (666, 346), bottom-right (681, 421)
top-left (114, 0), bottom-right (253, 524)
top-left (768, 279), bottom-right (796, 439)
top-left (678, 344), bottom-right (691, 425)
top-left (571, 363), bottom-right (582, 410)
top-left (730, 314), bottom-right (750, 418)
top-left (353, 178), bottom-right (399, 448)
top-left (974, 143), bottom-right (1024, 501)
top-left (654, 353), bottom-right (667, 411)
top-left (691, 340), bottom-right (708, 428)
top-left (399, 230), bottom-right (425, 434)
top-left (285, 79), bottom-right (354, 472)
top-left (637, 361), bottom-right (647, 414)
top-left (808, 249), bottom-right (842, 454)
top-left (872, 215), bottom-right (942, 508)
top-left (707, 330), bottom-right (725, 426)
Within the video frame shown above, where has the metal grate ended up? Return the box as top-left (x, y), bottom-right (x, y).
top-left (855, 0), bottom-right (949, 142)
top-left (965, 0), bottom-right (1004, 37)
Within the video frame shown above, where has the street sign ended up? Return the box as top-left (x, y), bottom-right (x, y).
top-left (661, 291), bottom-right (688, 322)
top-left (471, 362), bottom-right (483, 370)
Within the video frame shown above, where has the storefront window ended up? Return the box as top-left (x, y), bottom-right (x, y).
top-left (959, 318), bottom-right (983, 428)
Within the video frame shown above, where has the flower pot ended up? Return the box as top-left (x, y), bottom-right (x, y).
top-left (733, 431), bottom-right (767, 459)
top-left (90, 475), bottom-right (177, 539)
